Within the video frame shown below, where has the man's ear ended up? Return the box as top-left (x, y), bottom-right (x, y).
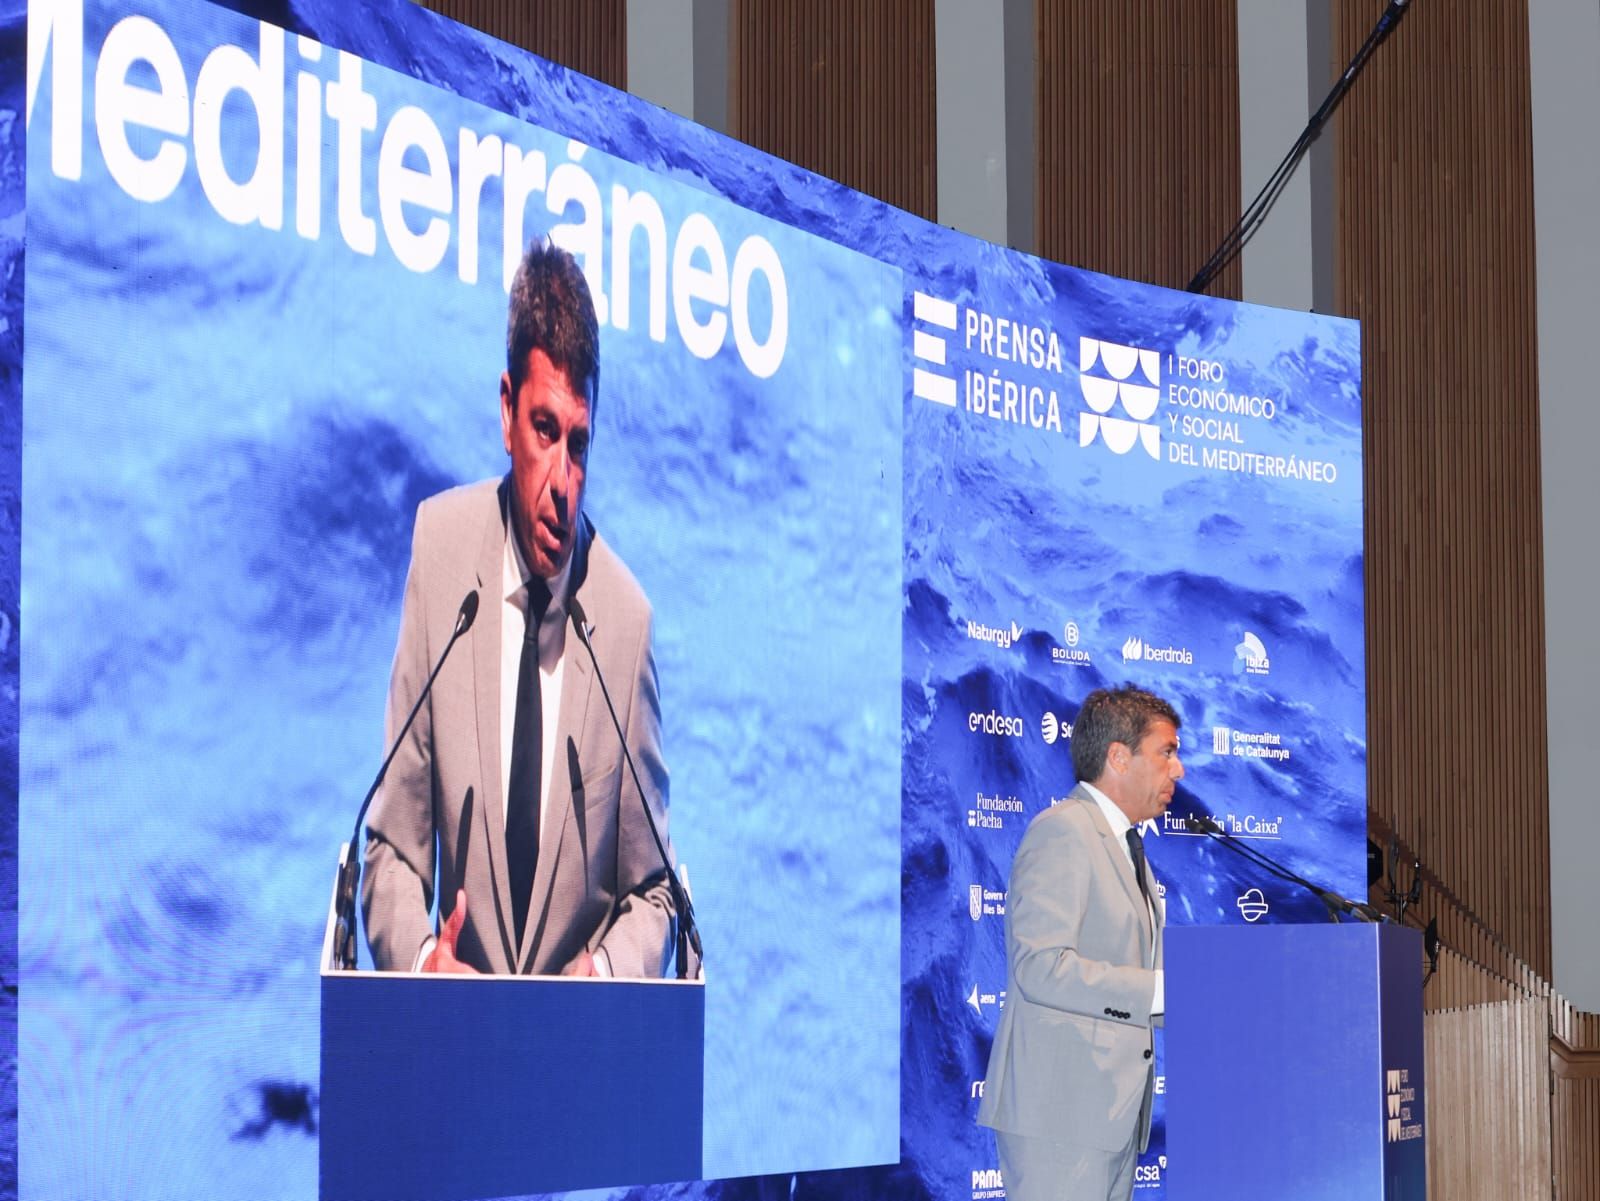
top-left (500, 371), bottom-right (515, 455)
top-left (1107, 741), bottom-right (1131, 773)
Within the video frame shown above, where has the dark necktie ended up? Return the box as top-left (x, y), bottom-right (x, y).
top-left (507, 577), bottom-right (552, 953)
top-left (1126, 827), bottom-right (1152, 904)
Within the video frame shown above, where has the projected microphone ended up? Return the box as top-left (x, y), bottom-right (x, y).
top-left (568, 597), bottom-right (701, 980)
top-left (331, 590), bottom-right (479, 970)
top-left (1187, 811), bottom-right (1385, 923)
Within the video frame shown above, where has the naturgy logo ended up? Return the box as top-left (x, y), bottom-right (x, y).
top-left (26, 0), bottom-right (790, 379)
top-left (1078, 337), bottom-right (1161, 459)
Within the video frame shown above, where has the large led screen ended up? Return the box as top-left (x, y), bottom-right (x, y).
top-left (7, 1), bottom-right (1366, 1198)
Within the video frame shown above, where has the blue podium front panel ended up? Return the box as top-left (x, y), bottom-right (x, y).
top-left (1165, 924), bottom-right (1424, 1201)
top-left (320, 972), bottom-right (705, 1201)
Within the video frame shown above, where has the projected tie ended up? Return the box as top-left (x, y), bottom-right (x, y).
top-left (507, 577), bottom-right (552, 954)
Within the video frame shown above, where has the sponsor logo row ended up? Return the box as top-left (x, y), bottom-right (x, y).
top-left (964, 613), bottom-right (1275, 678)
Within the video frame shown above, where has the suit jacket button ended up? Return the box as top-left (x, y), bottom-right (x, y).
top-left (1104, 1008), bottom-right (1114, 1016)
top-left (1144, 1049), bottom-right (1153, 1060)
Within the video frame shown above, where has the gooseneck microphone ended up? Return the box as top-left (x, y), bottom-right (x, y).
top-left (568, 597), bottom-right (702, 980)
top-left (1187, 811), bottom-right (1386, 923)
top-left (332, 590), bottom-right (479, 971)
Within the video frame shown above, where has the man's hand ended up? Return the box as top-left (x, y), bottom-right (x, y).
top-left (422, 890), bottom-right (479, 974)
top-left (560, 949), bottom-right (598, 977)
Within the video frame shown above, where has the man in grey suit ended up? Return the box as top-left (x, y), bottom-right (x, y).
top-left (362, 241), bottom-right (676, 978)
top-left (977, 685), bottom-right (1183, 1201)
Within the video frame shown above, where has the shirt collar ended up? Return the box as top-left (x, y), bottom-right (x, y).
top-left (502, 518), bottom-right (574, 615)
top-left (1080, 780), bottom-right (1155, 839)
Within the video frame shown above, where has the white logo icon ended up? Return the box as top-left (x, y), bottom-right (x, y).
top-left (967, 984), bottom-right (984, 1017)
top-left (1213, 726), bottom-right (1232, 755)
top-left (1234, 630), bottom-right (1271, 675)
top-left (1064, 620), bottom-right (1080, 647)
top-left (969, 884), bottom-right (984, 921)
top-left (1237, 888), bottom-right (1269, 922)
top-left (1078, 337), bottom-right (1161, 459)
top-left (1041, 712), bottom-right (1060, 744)
top-left (913, 292), bottom-right (958, 407)
top-left (1122, 636), bottom-right (1143, 662)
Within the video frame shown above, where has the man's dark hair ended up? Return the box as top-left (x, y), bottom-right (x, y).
top-left (1070, 684), bottom-right (1181, 783)
top-left (506, 240), bottom-right (600, 409)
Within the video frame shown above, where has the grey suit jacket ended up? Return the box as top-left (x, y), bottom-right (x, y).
top-left (977, 785), bottom-right (1164, 1153)
top-left (361, 477), bottom-right (675, 977)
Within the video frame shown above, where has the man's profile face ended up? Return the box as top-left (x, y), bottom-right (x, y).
top-left (1109, 719), bottom-right (1184, 825)
top-left (500, 348), bottom-right (591, 579)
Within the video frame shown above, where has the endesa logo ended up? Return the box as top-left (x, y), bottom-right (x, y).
top-left (969, 709), bottom-right (1024, 737)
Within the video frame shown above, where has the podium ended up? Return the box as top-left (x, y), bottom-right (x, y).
top-left (1165, 923), bottom-right (1425, 1201)
top-left (319, 868), bottom-right (705, 1201)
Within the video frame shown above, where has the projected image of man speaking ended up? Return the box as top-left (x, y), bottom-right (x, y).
top-left (362, 240), bottom-right (678, 978)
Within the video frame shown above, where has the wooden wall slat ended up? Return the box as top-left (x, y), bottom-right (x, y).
top-left (1335, 0), bottom-right (1550, 980)
top-left (729, 0), bottom-right (937, 221)
top-left (1035, 0), bottom-right (1241, 293)
top-left (414, 0), bottom-right (627, 87)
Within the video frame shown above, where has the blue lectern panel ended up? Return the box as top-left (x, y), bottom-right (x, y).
top-left (1165, 924), bottom-right (1423, 1201)
top-left (320, 974), bottom-right (704, 1201)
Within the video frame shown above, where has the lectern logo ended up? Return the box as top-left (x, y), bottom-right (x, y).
top-left (1078, 336), bottom-right (1161, 459)
top-left (1384, 1065), bottom-right (1423, 1143)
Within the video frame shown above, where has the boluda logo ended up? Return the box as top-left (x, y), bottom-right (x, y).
top-left (1078, 337), bottom-right (1161, 459)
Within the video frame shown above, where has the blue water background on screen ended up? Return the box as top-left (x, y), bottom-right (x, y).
top-left (7, 0), bottom-right (1366, 1199)
top-left (18, 0), bottom-right (899, 1195)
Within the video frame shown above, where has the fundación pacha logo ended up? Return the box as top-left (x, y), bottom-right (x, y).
top-left (1078, 336), bottom-right (1161, 460)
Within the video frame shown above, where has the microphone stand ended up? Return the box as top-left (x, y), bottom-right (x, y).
top-left (569, 600), bottom-right (701, 980)
top-left (1187, 812), bottom-right (1387, 924)
top-left (331, 591), bottom-right (479, 971)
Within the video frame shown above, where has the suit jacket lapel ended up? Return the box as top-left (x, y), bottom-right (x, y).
top-left (1075, 786), bottom-right (1154, 964)
top-left (473, 481), bottom-right (516, 971)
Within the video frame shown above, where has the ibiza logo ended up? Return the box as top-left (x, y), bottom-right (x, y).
top-left (1234, 630), bottom-right (1271, 676)
top-left (912, 291), bottom-right (959, 407)
top-left (1078, 336), bottom-right (1161, 459)
top-left (1237, 888), bottom-right (1269, 922)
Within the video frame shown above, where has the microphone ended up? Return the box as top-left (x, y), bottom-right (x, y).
top-left (568, 597), bottom-right (702, 979)
top-left (331, 590), bottom-right (479, 971)
top-left (1185, 810), bottom-right (1386, 923)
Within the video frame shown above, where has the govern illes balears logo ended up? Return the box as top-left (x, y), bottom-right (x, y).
top-left (1078, 337), bottom-right (1161, 459)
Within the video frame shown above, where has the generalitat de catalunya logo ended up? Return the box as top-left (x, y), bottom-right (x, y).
top-left (1078, 336), bottom-right (1161, 460)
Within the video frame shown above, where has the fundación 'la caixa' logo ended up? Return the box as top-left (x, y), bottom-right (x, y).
top-left (1078, 336), bottom-right (1161, 459)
